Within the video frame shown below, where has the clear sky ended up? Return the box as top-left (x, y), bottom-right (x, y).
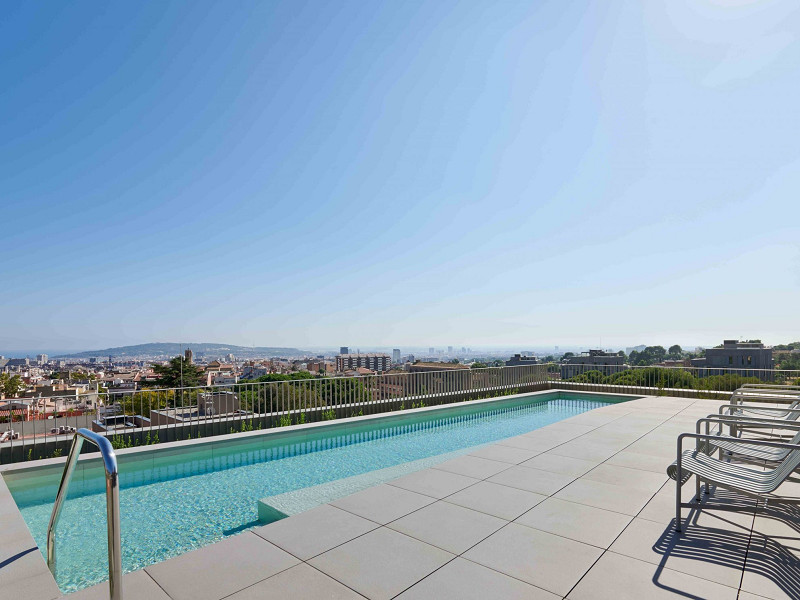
top-left (2, 0), bottom-right (799, 354)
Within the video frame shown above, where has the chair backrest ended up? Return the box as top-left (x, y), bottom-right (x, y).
top-left (769, 448), bottom-right (800, 490)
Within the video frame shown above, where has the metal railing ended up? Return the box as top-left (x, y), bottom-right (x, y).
top-left (0, 364), bottom-right (548, 461)
top-left (47, 428), bottom-right (122, 600)
top-left (550, 363), bottom-right (800, 400)
top-left (2, 362), bottom-right (799, 463)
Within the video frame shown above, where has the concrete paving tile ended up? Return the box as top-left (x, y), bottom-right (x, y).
top-left (468, 444), bottom-right (541, 464)
top-left (253, 504), bottom-right (378, 560)
top-left (395, 557), bottom-right (559, 600)
top-left (581, 463), bottom-right (667, 493)
top-left (520, 428), bottom-right (587, 444)
top-left (567, 551), bottom-right (738, 600)
top-left (525, 423), bottom-right (595, 437)
top-left (330, 484), bottom-right (435, 524)
top-left (740, 531), bottom-right (800, 599)
top-left (638, 483), bottom-right (757, 525)
top-left (609, 516), bottom-right (750, 588)
top-left (520, 453), bottom-right (598, 477)
top-left (0, 540), bottom-right (61, 600)
top-left (388, 468), bottom-right (479, 499)
top-left (1, 572), bottom-right (62, 600)
top-left (225, 563), bottom-right (365, 599)
top-left (444, 481), bottom-right (546, 520)
top-left (547, 440), bottom-right (621, 462)
top-left (516, 497), bottom-right (633, 548)
top-left (431, 455), bottom-right (512, 479)
top-left (462, 522), bottom-right (602, 596)
top-left (560, 412), bottom-right (621, 427)
top-left (750, 504), bottom-right (800, 543)
top-left (309, 527), bottom-right (453, 600)
top-left (487, 465), bottom-right (575, 496)
top-left (605, 450), bottom-right (672, 473)
top-left (144, 532), bottom-right (299, 600)
top-left (388, 501), bottom-right (505, 554)
top-left (625, 439), bottom-right (676, 459)
top-left (553, 478), bottom-right (655, 516)
top-left (495, 435), bottom-right (559, 452)
top-left (61, 570), bottom-right (169, 600)
top-left (737, 592), bottom-right (777, 600)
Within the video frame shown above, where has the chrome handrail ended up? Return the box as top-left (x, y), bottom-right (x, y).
top-left (47, 428), bottom-right (122, 600)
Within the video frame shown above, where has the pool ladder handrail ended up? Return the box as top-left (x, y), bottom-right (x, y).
top-left (47, 428), bottom-right (122, 600)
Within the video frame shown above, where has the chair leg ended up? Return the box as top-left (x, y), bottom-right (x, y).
top-left (675, 476), bottom-right (682, 532)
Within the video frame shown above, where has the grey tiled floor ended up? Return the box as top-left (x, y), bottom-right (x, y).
top-left (62, 396), bottom-right (800, 599)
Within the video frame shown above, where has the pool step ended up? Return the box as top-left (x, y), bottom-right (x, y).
top-left (256, 448), bottom-right (473, 524)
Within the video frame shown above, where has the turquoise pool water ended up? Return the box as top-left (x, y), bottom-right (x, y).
top-left (5, 392), bottom-right (630, 593)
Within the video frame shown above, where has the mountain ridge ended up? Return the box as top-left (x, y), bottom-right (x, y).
top-left (54, 342), bottom-right (308, 359)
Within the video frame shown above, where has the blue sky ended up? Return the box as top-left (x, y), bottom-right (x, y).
top-left (2, 0), bottom-right (799, 353)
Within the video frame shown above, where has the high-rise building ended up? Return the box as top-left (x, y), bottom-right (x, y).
top-left (447, 346), bottom-right (453, 353)
top-left (336, 353), bottom-right (390, 372)
top-left (185, 348), bottom-right (193, 364)
top-left (340, 346), bottom-right (349, 355)
top-left (36, 354), bottom-right (48, 365)
top-left (392, 349), bottom-right (401, 363)
top-left (428, 347), bottom-right (434, 354)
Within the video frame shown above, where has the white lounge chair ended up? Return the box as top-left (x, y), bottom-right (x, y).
top-left (672, 432), bottom-right (800, 531)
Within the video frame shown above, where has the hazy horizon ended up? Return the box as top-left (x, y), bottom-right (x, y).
top-left (3, 1), bottom-right (799, 351)
top-left (2, 336), bottom-right (796, 359)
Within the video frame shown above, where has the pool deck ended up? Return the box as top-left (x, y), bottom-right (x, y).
top-left (5, 395), bottom-right (800, 599)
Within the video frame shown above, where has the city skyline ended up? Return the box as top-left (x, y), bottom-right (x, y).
top-left (1, 335), bottom-right (797, 359)
top-left (3, 1), bottom-right (800, 352)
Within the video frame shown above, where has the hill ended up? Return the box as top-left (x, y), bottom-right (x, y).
top-left (55, 342), bottom-right (307, 359)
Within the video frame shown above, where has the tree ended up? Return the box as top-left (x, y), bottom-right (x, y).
top-left (450, 358), bottom-right (460, 364)
top-left (471, 362), bottom-right (488, 369)
top-left (667, 345), bottom-right (683, 359)
top-left (562, 352), bottom-right (575, 360)
top-left (0, 373), bottom-right (24, 398)
top-left (629, 346), bottom-right (667, 366)
top-left (151, 356), bottom-right (204, 388)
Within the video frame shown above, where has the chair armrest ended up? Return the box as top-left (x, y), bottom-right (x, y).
top-left (718, 404), bottom-right (800, 416)
top-left (678, 432), bottom-right (800, 455)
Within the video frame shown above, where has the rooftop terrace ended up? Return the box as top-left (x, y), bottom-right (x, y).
top-left (4, 393), bottom-right (797, 600)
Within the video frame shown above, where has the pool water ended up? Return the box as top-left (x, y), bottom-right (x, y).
top-left (5, 392), bottom-right (628, 593)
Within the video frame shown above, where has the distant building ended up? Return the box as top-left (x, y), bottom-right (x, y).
top-left (408, 362), bottom-right (469, 373)
top-left (336, 353), bottom-right (390, 373)
top-left (184, 348), bottom-right (193, 364)
top-left (392, 349), bottom-right (401, 363)
top-left (561, 350), bottom-right (625, 379)
top-left (36, 354), bottom-right (48, 365)
top-left (693, 340), bottom-right (773, 372)
top-left (428, 347), bottom-right (435, 354)
top-left (340, 347), bottom-right (349, 355)
top-left (506, 354), bottom-right (539, 367)
top-left (242, 363), bottom-right (270, 379)
top-left (447, 346), bottom-right (453, 353)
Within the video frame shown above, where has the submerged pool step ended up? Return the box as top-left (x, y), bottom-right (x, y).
top-left (256, 447), bottom-right (474, 523)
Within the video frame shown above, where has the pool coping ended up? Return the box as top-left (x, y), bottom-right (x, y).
top-left (0, 388), bottom-right (638, 600)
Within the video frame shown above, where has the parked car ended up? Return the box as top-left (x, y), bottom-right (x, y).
top-left (0, 429), bottom-right (19, 443)
top-left (49, 426), bottom-right (77, 435)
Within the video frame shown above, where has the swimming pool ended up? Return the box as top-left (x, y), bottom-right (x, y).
top-left (3, 390), bottom-right (634, 593)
